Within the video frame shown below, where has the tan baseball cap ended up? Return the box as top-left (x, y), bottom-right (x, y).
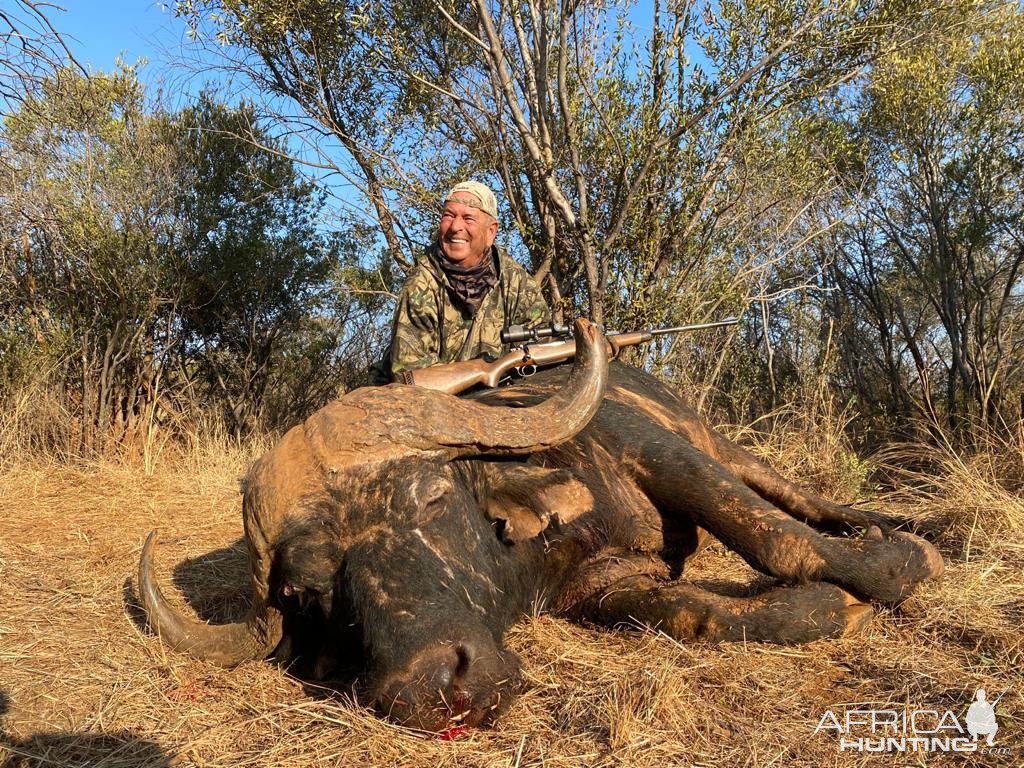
top-left (444, 180), bottom-right (498, 220)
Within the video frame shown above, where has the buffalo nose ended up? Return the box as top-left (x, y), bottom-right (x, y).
top-left (377, 641), bottom-right (477, 730)
top-left (414, 644), bottom-right (465, 697)
top-left (412, 640), bottom-right (474, 687)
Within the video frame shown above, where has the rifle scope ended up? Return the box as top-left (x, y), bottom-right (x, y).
top-left (500, 322), bottom-right (571, 344)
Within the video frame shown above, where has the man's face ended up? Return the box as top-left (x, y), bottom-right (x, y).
top-left (438, 197), bottom-right (498, 268)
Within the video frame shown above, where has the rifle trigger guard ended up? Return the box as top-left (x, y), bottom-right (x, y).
top-left (517, 364), bottom-right (537, 377)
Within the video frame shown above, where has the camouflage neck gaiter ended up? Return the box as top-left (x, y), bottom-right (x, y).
top-left (438, 248), bottom-right (498, 317)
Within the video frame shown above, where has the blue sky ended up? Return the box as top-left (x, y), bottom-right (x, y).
top-left (54, 1), bottom-right (665, 93)
top-left (53, 1), bottom-right (231, 105)
top-left (58, 2), bottom-right (185, 73)
top-left (49, 0), bottom-right (668, 231)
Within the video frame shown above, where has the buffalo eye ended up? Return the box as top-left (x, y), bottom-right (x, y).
top-left (279, 582), bottom-right (334, 615)
top-left (415, 475), bottom-right (453, 516)
top-left (279, 582), bottom-right (309, 608)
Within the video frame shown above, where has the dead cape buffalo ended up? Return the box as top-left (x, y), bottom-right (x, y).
top-left (138, 320), bottom-right (943, 731)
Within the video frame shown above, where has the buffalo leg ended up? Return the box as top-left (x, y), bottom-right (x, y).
top-left (711, 437), bottom-right (903, 533)
top-left (631, 433), bottom-right (943, 604)
top-left (573, 571), bottom-right (872, 644)
top-left (601, 368), bottom-right (896, 533)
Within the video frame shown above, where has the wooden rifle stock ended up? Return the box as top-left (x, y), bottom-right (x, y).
top-left (401, 349), bottom-right (530, 394)
top-left (403, 318), bottom-right (738, 395)
top-left (402, 336), bottom-right (644, 395)
top-left (403, 339), bottom-right (580, 394)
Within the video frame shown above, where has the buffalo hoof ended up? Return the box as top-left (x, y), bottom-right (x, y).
top-left (715, 582), bottom-right (873, 643)
top-left (842, 527), bottom-right (945, 605)
top-left (841, 599), bottom-right (875, 637)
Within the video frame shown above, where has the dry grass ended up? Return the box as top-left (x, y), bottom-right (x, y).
top-left (0, 384), bottom-right (80, 470)
top-left (723, 393), bottom-right (875, 505)
top-left (1, 438), bottom-right (1022, 767)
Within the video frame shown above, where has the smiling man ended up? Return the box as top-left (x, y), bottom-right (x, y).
top-left (382, 181), bottom-right (550, 383)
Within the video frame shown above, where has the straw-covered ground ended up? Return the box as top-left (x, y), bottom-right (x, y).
top-left (1, 432), bottom-right (1022, 767)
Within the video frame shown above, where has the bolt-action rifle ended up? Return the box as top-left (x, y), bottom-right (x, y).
top-left (402, 318), bottom-right (739, 395)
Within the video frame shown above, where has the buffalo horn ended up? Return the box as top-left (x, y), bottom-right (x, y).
top-left (430, 317), bottom-right (609, 456)
top-left (137, 531), bottom-right (282, 666)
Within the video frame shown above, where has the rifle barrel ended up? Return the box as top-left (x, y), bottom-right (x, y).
top-left (641, 318), bottom-right (739, 336)
top-left (503, 317), bottom-right (739, 346)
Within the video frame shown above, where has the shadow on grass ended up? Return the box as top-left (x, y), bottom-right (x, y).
top-left (122, 541), bottom-right (366, 705)
top-left (0, 689), bottom-right (173, 768)
top-left (121, 537), bottom-right (251, 633)
top-left (170, 539), bottom-right (252, 623)
top-left (123, 535), bottom-right (252, 620)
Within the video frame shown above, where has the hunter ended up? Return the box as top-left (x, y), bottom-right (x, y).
top-left (377, 181), bottom-right (550, 384)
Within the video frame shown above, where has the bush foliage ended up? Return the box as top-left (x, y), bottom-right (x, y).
top-left (1, 1), bottom-right (1022, 470)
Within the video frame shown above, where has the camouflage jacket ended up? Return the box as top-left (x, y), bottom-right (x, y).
top-left (387, 244), bottom-right (549, 382)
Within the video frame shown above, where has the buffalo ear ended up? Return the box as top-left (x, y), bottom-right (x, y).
top-left (483, 463), bottom-right (593, 544)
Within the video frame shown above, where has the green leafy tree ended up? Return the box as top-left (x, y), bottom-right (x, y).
top-left (0, 65), bottom-right (183, 453)
top-left (1, 69), bottom-right (388, 454)
top-left (830, 0), bottom-right (1024, 443)
top-left (172, 93), bottom-right (377, 438)
top-left (172, 0), bottom-right (918, 334)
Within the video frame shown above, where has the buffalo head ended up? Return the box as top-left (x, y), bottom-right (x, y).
top-left (138, 320), bottom-right (608, 730)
